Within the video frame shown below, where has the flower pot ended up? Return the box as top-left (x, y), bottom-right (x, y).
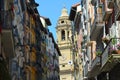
top-left (112, 50), bottom-right (120, 54)
top-left (117, 50), bottom-right (120, 54)
top-left (111, 50), bottom-right (118, 54)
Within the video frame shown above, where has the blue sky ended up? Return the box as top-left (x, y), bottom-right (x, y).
top-left (35, 0), bottom-right (80, 41)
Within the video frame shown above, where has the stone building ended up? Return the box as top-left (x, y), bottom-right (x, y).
top-left (0, 0), bottom-right (61, 80)
top-left (56, 7), bottom-right (74, 80)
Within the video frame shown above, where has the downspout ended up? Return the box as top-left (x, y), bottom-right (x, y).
top-left (71, 21), bottom-right (76, 80)
top-left (86, 0), bottom-right (91, 68)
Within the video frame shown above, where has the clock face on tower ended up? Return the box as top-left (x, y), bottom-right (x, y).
top-left (60, 54), bottom-right (67, 61)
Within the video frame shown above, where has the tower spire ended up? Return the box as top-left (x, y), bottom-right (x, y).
top-left (60, 4), bottom-right (68, 17)
top-left (63, 3), bottom-right (66, 8)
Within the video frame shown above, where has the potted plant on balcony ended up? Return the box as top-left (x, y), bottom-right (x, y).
top-left (109, 46), bottom-right (118, 54)
top-left (116, 43), bottom-right (120, 54)
top-left (110, 44), bottom-right (120, 54)
top-left (96, 49), bottom-right (102, 57)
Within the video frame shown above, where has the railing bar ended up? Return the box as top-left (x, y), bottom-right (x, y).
top-left (101, 38), bottom-right (120, 55)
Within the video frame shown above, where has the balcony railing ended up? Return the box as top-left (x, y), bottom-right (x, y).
top-left (84, 62), bottom-right (90, 77)
top-left (91, 56), bottom-right (101, 71)
top-left (86, 56), bottom-right (101, 77)
top-left (101, 38), bottom-right (120, 72)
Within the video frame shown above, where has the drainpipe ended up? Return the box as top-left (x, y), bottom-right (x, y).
top-left (86, 0), bottom-right (91, 67)
top-left (71, 21), bottom-right (76, 80)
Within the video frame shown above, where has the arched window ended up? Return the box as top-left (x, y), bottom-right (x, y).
top-left (67, 31), bottom-right (69, 38)
top-left (61, 21), bottom-right (64, 23)
top-left (61, 30), bottom-right (65, 40)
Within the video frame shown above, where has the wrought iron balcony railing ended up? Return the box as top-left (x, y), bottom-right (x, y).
top-left (101, 38), bottom-right (120, 72)
top-left (89, 56), bottom-right (101, 77)
top-left (84, 62), bottom-right (90, 77)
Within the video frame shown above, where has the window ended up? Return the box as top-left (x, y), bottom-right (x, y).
top-left (67, 31), bottom-right (69, 38)
top-left (61, 21), bottom-right (64, 23)
top-left (62, 64), bottom-right (65, 67)
top-left (61, 30), bottom-right (65, 40)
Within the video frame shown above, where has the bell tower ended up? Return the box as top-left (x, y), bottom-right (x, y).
top-left (56, 7), bottom-right (74, 80)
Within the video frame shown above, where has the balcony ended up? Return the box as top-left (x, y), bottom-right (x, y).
top-left (115, 0), bottom-right (120, 20)
top-left (89, 56), bottom-right (101, 77)
top-left (90, 13), bottom-right (104, 40)
top-left (101, 38), bottom-right (120, 72)
top-left (107, 0), bottom-right (115, 8)
top-left (84, 62), bottom-right (90, 77)
top-left (102, 0), bottom-right (113, 21)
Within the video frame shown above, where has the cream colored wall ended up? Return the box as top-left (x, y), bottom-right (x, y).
top-left (57, 24), bottom-right (73, 80)
top-left (58, 41), bottom-right (73, 79)
top-left (60, 73), bottom-right (74, 80)
top-left (59, 49), bottom-right (71, 64)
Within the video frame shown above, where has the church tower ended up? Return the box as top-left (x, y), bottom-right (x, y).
top-left (56, 7), bottom-right (74, 80)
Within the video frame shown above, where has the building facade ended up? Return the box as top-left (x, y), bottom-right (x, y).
top-left (69, 0), bottom-right (120, 80)
top-left (0, 0), bottom-right (61, 80)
